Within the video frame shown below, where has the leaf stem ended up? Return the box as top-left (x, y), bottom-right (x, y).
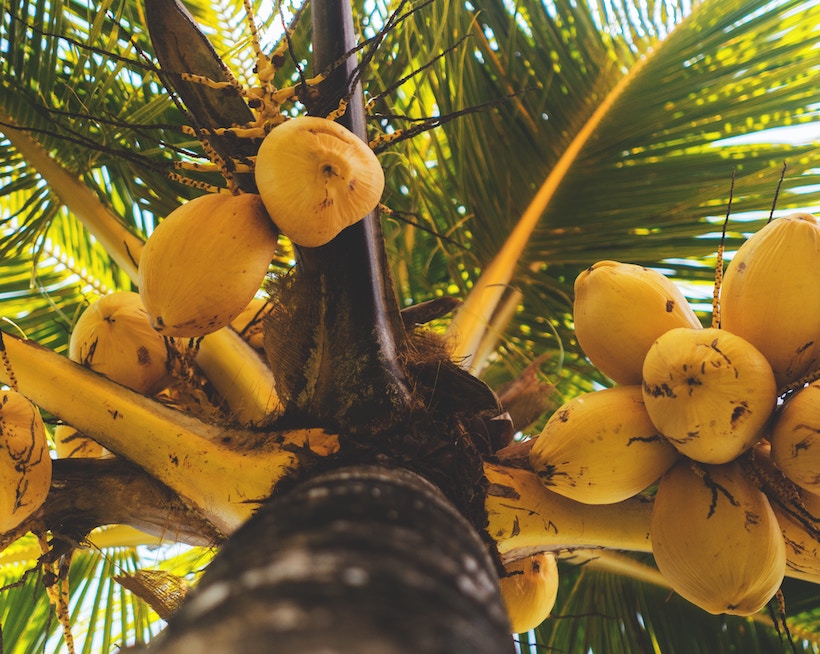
top-left (264, 0), bottom-right (414, 428)
top-left (447, 57), bottom-right (650, 372)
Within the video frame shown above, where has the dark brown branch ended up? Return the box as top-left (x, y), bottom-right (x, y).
top-left (1, 458), bottom-right (222, 552)
top-left (143, 0), bottom-right (260, 191)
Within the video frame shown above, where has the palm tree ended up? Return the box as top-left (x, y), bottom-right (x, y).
top-left (2, 0), bottom-right (820, 651)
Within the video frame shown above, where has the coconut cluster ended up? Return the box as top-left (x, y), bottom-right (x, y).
top-left (529, 212), bottom-right (820, 617)
top-left (8, 116), bottom-right (382, 511)
top-left (137, 117), bottom-right (384, 340)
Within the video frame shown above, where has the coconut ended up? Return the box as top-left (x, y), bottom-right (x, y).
top-left (254, 116), bottom-right (384, 247)
top-left (69, 291), bottom-right (173, 395)
top-left (721, 213), bottom-right (820, 388)
top-left (138, 193), bottom-right (279, 338)
top-left (499, 552), bottom-right (559, 633)
top-left (573, 261), bottom-right (702, 385)
top-left (0, 391), bottom-right (52, 533)
top-left (771, 486), bottom-right (820, 581)
top-left (642, 327), bottom-right (776, 464)
top-left (529, 385), bottom-right (679, 504)
top-left (770, 381), bottom-right (820, 496)
top-left (651, 459), bottom-right (785, 615)
top-left (53, 424), bottom-right (105, 459)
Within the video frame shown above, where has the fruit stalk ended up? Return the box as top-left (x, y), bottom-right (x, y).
top-left (0, 458), bottom-right (223, 551)
top-left (0, 330), bottom-right (332, 535)
top-left (484, 462), bottom-right (653, 560)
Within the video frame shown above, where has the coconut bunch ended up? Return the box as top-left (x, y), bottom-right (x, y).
top-left (529, 261), bottom-right (700, 509)
top-left (138, 117), bottom-right (384, 340)
top-left (528, 212), bottom-right (820, 616)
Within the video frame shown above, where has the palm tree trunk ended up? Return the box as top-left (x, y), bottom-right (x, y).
top-left (144, 465), bottom-right (514, 653)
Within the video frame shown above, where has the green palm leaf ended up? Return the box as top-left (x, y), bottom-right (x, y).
top-left (0, 531), bottom-right (212, 654)
top-left (374, 0), bottom-right (820, 385)
top-left (524, 564), bottom-right (820, 654)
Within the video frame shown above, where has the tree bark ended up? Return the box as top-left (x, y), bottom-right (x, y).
top-left (142, 465), bottom-right (514, 653)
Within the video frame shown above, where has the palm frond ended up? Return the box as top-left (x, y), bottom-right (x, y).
top-left (374, 0), bottom-right (820, 388)
top-left (0, 530), bottom-right (213, 653)
top-left (523, 564), bottom-right (820, 654)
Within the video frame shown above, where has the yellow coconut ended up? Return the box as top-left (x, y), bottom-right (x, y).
top-left (642, 327), bottom-right (776, 464)
top-left (138, 193), bottom-right (279, 338)
top-left (573, 261), bottom-right (702, 385)
top-left (254, 116), bottom-right (385, 248)
top-left (746, 442), bottom-right (820, 581)
top-left (770, 381), bottom-right (820, 496)
top-left (0, 390), bottom-right (52, 533)
top-left (651, 459), bottom-right (785, 615)
top-left (721, 213), bottom-right (820, 388)
top-left (499, 552), bottom-right (559, 634)
top-left (530, 385), bottom-right (679, 504)
top-left (69, 291), bottom-right (173, 395)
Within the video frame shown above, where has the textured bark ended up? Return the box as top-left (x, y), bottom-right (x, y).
top-left (144, 466), bottom-right (514, 653)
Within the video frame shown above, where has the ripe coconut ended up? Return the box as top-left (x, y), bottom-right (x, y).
top-left (573, 261), bottom-right (702, 385)
top-left (499, 552), bottom-right (559, 633)
top-left (651, 459), bottom-right (786, 615)
top-left (138, 192), bottom-right (279, 338)
top-left (529, 385), bottom-right (679, 504)
top-left (69, 291), bottom-right (173, 395)
top-left (721, 213), bottom-right (820, 388)
top-left (254, 116), bottom-right (385, 247)
top-left (642, 327), bottom-right (776, 464)
top-left (0, 391), bottom-right (52, 533)
top-left (744, 441), bottom-right (820, 580)
top-left (770, 381), bottom-right (820, 496)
